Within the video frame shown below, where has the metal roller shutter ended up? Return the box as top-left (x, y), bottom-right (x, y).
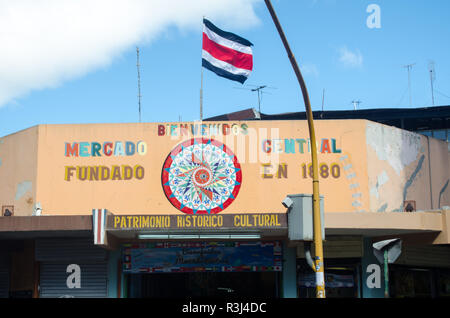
top-left (36, 238), bottom-right (109, 298)
top-left (394, 245), bottom-right (450, 268)
top-left (0, 253), bottom-right (9, 298)
top-left (39, 262), bottom-right (108, 298)
top-left (297, 236), bottom-right (363, 259)
top-left (35, 238), bottom-right (107, 262)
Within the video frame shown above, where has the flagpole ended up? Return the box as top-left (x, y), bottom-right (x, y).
top-left (200, 65), bottom-right (204, 121)
top-left (200, 16), bottom-right (205, 121)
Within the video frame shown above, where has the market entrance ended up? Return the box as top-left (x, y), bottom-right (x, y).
top-left (127, 272), bottom-right (278, 297)
top-left (122, 241), bottom-right (283, 298)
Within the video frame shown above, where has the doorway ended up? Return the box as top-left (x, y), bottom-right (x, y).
top-left (127, 272), bottom-right (279, 298)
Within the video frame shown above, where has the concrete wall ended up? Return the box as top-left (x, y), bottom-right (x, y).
top-left (32, 120), bottom-right (369, 215)
top-left (1, 120), bottom-right (448, 216)
top-left (0, 127), bottom-right (39, 216)
top-left (366, 122), bottom-right (450, 212)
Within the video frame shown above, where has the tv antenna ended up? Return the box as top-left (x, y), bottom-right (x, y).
top-left (136, 47), bottom-right (142, 122)
top-left (320, 88), bottom-right (325, 118)
top-left (428, 61), bottom-right (436, 106)
top-left (351, 100), bottom-right (361, 110)
top-left (233, 84), bottom-right (276, 113)
top-left (403, 63), bottom-right (416, 106)
top-left (321, 89), bottom-right (325, 112)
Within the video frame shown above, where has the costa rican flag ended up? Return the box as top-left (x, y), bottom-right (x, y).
top-left (92, 208), bottom-right (107, 245)
top-left (202, 18), bottom-right (253, 84)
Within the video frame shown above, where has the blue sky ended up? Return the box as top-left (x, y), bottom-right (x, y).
top-left (1, 0), bottom-right (450, 137)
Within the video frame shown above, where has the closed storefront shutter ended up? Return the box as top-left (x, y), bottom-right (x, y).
top-left (36, 238), bottom-right (108, 298)
top-left (35, 238), bottom-right (107, 262)
top-left (394, 245), bottom-right (450, 268)
top-left (297, 236), bottom-right (363, 259)
top-left (39, 262), bottom-right (108, 298)
top-left (0, 252), bottom-right (9, 298)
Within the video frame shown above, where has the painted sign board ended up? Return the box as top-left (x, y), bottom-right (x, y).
top-left (1, 120), bottom-right (448, 216)
top-left (36, 120), bottom-right (368, 215)
top-left (109, 213), bottom-right (287, 231)
top-left (122, 241), bottom-right (282, 273)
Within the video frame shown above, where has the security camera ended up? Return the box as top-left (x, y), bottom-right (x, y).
top-left (33, 203), bottom-right (42, 216)
top-left (282, 196), bottom-right (294, 209)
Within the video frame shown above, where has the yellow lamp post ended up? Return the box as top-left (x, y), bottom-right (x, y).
top-left (264, 0), bottom-right (326, 298)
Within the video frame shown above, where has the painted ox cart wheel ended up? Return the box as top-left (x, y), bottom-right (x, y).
top-left (162, 138), bottom-right (242, 214)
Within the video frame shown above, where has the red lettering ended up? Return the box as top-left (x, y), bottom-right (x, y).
top-left (158, 125), bottom-right (165, 136)
top-left (180, 124), bottom-right (188, 136)
top-left (65, 143), bottom-right (79, 157)
top-left (321, 139), bottom-right (331, 154)
top-left (262, 140), bottom-right (272, 153)
top-left (103, 142), bottom-right (113, 156)
top-left (222, 124), bottom-right (230, 135)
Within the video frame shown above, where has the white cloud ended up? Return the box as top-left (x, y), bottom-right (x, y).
top-left (338, 46), bottom-right (363, 68)
top-left (0, 0), bottom-right (261, 107)
top-left (300, 63), bottom-right (319, 78)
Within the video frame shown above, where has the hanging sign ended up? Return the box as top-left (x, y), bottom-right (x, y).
top-left (122, 241), bottom-right (282, 273)
top-left (109, 213), bottom-right (287, 231)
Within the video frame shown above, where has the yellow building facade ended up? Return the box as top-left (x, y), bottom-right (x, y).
top-left (0, 120), bottom-right (449, 298)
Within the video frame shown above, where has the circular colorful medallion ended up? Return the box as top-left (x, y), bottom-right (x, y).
top-left (161, 138), bottom-right (242, 214)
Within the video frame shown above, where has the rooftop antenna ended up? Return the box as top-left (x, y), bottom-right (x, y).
top-left (351, 100), bottom-right (361, 110)
top-left (233, 84), bottom-right (276, 114)
top-left (428, 61), bottom-right (436, 106)
top-left (403, 63), bottom-right (416, 106)
top-left (252, 85), bottom-right (267, 114)
top-left (136, 46), bottom-right (142, 123)
top-left (320, 88), bottom-right (325, 118)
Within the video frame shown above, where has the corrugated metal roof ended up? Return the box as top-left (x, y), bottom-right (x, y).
top-left (205, 105), bottom-right (450, 131)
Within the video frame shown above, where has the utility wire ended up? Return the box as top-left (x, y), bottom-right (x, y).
top-left (136, 47), bottom-right (142, 123)
top-left (435, 88), bottom-right (450, 100)
top-left (396, 86), bottom-right (410, 106)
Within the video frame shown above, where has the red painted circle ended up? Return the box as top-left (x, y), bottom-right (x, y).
top-left (161, 138), bottom-right (242, 215)
top-left (194, 168), bottom-right (211, 186)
